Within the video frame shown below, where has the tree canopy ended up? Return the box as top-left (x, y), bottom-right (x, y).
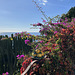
top-left (61, 6), bottom-right (75, 21)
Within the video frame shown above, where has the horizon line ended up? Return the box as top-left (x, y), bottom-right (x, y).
top-left (0, 31), bottom-right (39, 33)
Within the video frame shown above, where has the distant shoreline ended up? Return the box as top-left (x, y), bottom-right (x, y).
top-left (0, 32), bottom-right (40, 37)
top-left (0, 31), bottom-right (39, 33)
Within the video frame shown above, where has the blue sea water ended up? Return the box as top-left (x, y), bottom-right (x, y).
top-left (0, 32), bottom-right (40, 37)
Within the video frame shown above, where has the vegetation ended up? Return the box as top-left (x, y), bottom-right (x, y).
top-left (0, 32), bottom-right (36, 75)
top-left (61, 7), bottom-right (75, 21)
top-left (0, 1), bottom-right (75, 74)
top-left (19, 17), bottom-right (75, 75)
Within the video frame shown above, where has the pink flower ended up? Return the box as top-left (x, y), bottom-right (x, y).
top-left (21, 32), bottom-right (23, 33)
top-left (44, 33), bottom-right (47, 36)
top-left (6, 72), bottom-right (9, 75)
top-left (25, 40), bottom-right (30, 44)
top-left (54, 31), bottom-right (58, 34)
top-left (45, 43), bottom-right (48, 45)
top-left (43, 20), bottom-right (46, 22)
top-left (16, 55), bottom-right (19, 58)
top-left (43, 28), bottom-right (45, 31)
top-left (39, 30), bottom-right (42, 32)
top-left (60, 19), bottom-right (63, 21)
top-left (19, 57), bottom-right (21, 59)
top-left (47, 24), bottom-right (49, 25)
top-left (36, 45), bottom-right (39, 48)
top-left (17, 33), bottom-right (19, 35)
top-left (40, 40), bottom-right (43, 43)
top-left (53, 23), bottom-right (57, 25)
top-left (2, 73), bottom-right (4, 75)
top-left (37, 23), bottom-right (42, 26)
top-left (65, 19), bottom-right (68, 22)
top-left (74, 18), bottom-right (75, 21)
top-left (33, 24), bottom-right (36, 26)
top-left (20, 55), bottom-right (24, 58)
top-left (18, 55), bottom-right (24, 59)
top-left (67, 25), bottom-right (70, 27)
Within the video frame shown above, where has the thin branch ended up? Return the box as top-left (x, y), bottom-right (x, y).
top-left (32, 0), bottom-right (48, 21)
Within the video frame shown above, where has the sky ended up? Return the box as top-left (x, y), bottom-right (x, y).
top-left (0, 0), bottom-right (75, 32)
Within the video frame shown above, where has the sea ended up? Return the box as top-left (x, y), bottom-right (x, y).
top-left (0, 32), bottom-right (40, 37)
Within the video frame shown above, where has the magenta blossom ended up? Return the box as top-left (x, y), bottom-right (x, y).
top-left (54, 31), bottom-right (58, 34)
top-left (40, 40), bottom-right (43, 43)
top-left (37, 23), bottom-right (42, 26)
top-left (19, 57), bottom-right (21, 59)
top-left (16, 55), bottom-right (19, 58)
top-left (52, 23), bottom-right (57, 25)
top-left (17, 33), bottom-right (19, 35)
top-left (33, 24), bottom-right (36, 26)
top-left (74, 18), bottom-right (75, 21)
top-left (36, 45), bottom-right (39, 48)
top-left (21, 32), bottom-right (23, 33)
top-left (60, 19), bottom-right (63, 21)
top-left (45, 43), bottom-right (48, 45)
top-left (44, 33), bottom-right (47, 36)
top-left (47, 24), bottom-right (49, 25)
top-left (25, 40), bottom-right (30, 44)
top-left (16, 55), bottom-right (25, 59)
top-left (43, 20), bottom-right (46, 22)
top-left (20, 55), bottom-right (24, 58)
top-left (6, 72), bottom-right (9, 75)
top-left (2, 73), bottom-right (4, 75)
top-left (67, 25), bottom-right (70, 27)
top-left (19, 55), bottom-right (24, 59)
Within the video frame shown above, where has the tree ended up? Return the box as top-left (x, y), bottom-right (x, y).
top-left (61, 6), bottom-right (75, 21)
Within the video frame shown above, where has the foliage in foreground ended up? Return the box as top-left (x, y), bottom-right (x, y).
top-left (19, 18), bottom-right (75, 75)
top-left (0, 32), bottom-right (36, 75)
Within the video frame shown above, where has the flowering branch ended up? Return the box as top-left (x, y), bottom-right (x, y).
top-left (32, 0), bottom-right (48, 21)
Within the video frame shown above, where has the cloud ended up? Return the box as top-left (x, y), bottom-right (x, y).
top-left (42, 0), bottom-right (48, 3)
top-left (42, 3), bottom-right (46, 5)
top-left (39, 0), bottom-right (48, 5)
top-left (39, 3), bottom-right (46, 5)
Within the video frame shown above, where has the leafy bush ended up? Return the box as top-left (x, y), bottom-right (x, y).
top-left (20, 18), bottom-right (75, 75)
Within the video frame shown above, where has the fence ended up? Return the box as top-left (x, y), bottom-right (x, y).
top-left (0, 34), bottom-right (33, 75)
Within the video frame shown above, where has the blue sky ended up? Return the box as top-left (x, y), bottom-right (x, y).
top-left (0, 0), bottom-right (75, 32)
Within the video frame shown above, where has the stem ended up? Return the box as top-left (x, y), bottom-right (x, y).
top-left (32, 0), bottom-right (48, 21)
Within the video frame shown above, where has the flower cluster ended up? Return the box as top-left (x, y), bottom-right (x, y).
top-left (2, 72), bottom-right (9, 75)
top-left (20, 56), bottom-right (33, 74)
top-left (25, 40), bottom-right (30, 44)
top-left (32, 49), bottom-right (44, 59)
top-left (16, 55), bottom-right (25, 59)
top-left (19, 18), bottom-right (75, 75)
